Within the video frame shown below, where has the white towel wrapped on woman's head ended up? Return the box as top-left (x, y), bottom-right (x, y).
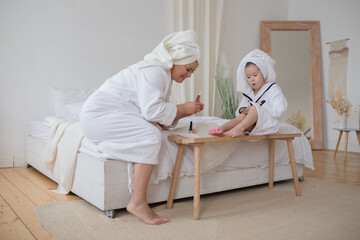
top-left (137, 30), bottom-right (201, 69)
top-left (236, 49), bottom-right (276, 95)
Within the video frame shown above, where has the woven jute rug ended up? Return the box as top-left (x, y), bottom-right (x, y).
top-left (36, 178), bottom-right (360, 240)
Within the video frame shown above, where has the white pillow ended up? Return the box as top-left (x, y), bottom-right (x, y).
top-left (51, 88), bottom-right (93, 121)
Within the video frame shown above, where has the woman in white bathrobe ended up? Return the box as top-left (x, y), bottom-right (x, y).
top-left (209, 49), bottom-right (287, 137)
top-left (80, 30), bottom-right (203, 225)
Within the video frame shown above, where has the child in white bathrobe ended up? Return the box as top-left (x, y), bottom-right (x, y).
top-left (80, 30), bottom-right (203, 225)
top-left (209, 49), bottom-right (287, 137)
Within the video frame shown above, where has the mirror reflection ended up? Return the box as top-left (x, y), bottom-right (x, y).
top-left (271, 30), bottom-right (313, 139)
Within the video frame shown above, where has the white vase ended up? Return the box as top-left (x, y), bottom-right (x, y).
top-left (339, 114), bottom-right (347, 128)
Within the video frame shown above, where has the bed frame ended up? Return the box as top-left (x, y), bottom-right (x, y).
top-left (26, 135), bottom-right (304, 218)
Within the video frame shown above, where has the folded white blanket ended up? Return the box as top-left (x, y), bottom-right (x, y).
top-left (44, 120), bottom-right (84, 194)
top-left (44, 120), bottom-right (72, 170)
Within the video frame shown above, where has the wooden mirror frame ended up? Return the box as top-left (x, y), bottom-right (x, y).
top-left (261, 21), bottom-right (323, 149)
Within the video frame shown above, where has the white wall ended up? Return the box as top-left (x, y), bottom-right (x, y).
top-left (288, 0), bottom-right (360, 152)
top-left (217, 0), bottom-right (289, 116)
top-left (0, 0), bottom-right (174, 167)
top-left (221, 0), bottom-right (289, 81)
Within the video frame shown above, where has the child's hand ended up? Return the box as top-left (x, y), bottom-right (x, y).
top-left (241, 106), bottom-right (251, 115)
top-left (208, 128), bottom-right (223, 136)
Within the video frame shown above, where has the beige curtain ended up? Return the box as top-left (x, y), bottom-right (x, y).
top-left (170, 0), bottom-right (224, 116)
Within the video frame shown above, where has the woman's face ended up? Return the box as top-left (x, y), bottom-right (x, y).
top-left (171, 61), bottom-right (199, 83)
top-left (245, 64), bottom-right (266, 93)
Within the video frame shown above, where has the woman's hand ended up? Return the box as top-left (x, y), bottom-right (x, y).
top-left (183, 101), bottom-right (204, 115)
top-left (175, 101), bottom-right (204, 120)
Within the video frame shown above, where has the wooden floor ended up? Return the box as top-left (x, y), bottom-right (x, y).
top-left (0, 150), bottom-right (359, 239)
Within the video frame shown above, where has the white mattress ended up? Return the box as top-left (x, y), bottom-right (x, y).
top-left (28, 120), bottom-right (51, 141)
top-left (29, 117), bottom-right (101, 158)
top-left (28, 116), bottom-right (314, 184)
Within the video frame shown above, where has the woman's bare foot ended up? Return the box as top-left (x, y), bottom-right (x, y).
top-left (223, 126), bottom-right (245, 137)
top-left (126, 200), bottom-right (169, 225)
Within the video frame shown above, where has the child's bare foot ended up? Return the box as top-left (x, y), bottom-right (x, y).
top-left (126, 200), bottom-right (169, 225)
top-left (223, 126), bottom-right (245, 137)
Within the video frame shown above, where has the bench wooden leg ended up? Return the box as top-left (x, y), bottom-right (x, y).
top-left (193, 144), bottom-right (202, 220)
top-left (287, 139), bottom-right (301, 196)
top-left (334, 131), bottom-right (343, 158)
top-left (269, 139), bottom-right (275, 189)
top-left (166, 144), bottom-right (184, 209)
top-left (356, 131), bottom-right (360, 145)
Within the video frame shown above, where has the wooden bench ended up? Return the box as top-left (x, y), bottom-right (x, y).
top-left (166, 133), bottom-right (302, 220)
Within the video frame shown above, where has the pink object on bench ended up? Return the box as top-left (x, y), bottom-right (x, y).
top-left (208, 128), bottom-right (223, 135)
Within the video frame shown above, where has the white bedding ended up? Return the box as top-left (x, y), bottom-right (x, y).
top-left (29, 116), bottom-right (314, 187)
top-left (29, 117), bottom-right (99, 156)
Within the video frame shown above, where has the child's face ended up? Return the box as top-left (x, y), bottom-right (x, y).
top-left (245, 64), bottom-right (266, 93)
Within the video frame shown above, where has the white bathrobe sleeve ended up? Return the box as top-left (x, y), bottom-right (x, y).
top-left (136, 67), bottom-right (177, 126)
top-left (260, 85), bottom-right (287, 119)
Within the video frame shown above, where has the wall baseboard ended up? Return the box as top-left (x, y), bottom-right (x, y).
top-left (0, 156), bottom-right (14, 168)
top-left (14, 155), bottom-right (26, 167)
top-left (0, 155), bottom-right (27, 168)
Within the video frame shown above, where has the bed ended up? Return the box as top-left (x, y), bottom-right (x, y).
top-left (26, 116), bottom-right (313, 218)
top-left (25, 88), bottom-right (314, 218)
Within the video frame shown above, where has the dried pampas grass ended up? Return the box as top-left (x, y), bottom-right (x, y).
top-left (326, 90), bottom-right (355, 122)
top-left (286, 110), bottom-right (311, 138)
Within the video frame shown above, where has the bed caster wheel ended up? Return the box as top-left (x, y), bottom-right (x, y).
top-left (105, 210), bottom-right (115, 218)
top-left (298, 176), bottom-right (304, 182)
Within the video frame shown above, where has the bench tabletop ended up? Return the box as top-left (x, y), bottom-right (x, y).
top-left (168, 133), bottom-right (301, 144)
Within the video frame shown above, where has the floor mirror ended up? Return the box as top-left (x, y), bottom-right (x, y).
top-left (261, 21), bottom-right (323, 149)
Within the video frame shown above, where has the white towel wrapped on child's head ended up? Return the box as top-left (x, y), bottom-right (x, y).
top-left (236, 49), bottom-right (276, 95)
